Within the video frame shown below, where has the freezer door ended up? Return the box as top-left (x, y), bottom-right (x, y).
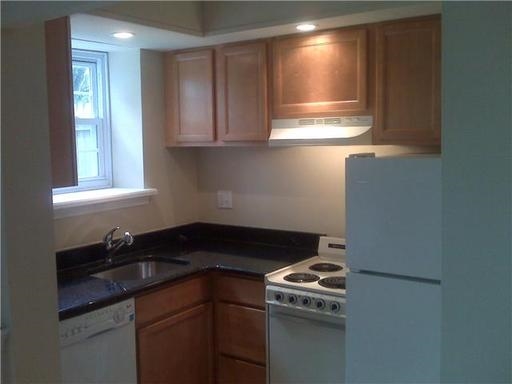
top-left (346, 156), bottom-right (441, 280)
top-left (346, 272), bottom-right (441, 383)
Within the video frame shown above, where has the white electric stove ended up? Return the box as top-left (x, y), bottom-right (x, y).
top-left (266, 236), bottom-right (346, 313)
top-left (265, 236), bottom-right (347, 384)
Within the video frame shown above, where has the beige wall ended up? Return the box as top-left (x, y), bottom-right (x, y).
top-left (110, 49), bottom-right (144, 188)
top-left (196, 145), bottom-right (431, 236)
top-left (53, 50), bottom-right (199, 250)
top-left (1, 24), bottom-right (61, 383)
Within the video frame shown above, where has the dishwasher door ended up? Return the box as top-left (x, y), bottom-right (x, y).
top-left (267, 304), bottom-right (345, 384)
top-left (60, 299), bottom-right (137, 383)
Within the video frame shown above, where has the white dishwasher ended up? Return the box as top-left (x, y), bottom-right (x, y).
top-left (59, 298), bottom-right (137, 383)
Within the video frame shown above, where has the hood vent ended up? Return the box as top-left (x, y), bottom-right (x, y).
top-left (269, 116), bottom-right (373, 146)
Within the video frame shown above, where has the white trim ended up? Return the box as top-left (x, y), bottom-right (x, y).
top-left (53, 188), bottom-right (158, 219)
top-left (54, 49), bottom-right (113, 195)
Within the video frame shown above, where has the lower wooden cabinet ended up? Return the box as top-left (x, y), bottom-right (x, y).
top-left (216, 302), bottom-right (266, 364)
top-left (137, 302), bottom-right (213, 384)
top-left (214, 273), bottom-right (266, 384)
top-left (217, 355), bottom-right (266, 384)
top-left (136, 276), bottom-right (213, 384)
top-left (135, 273), bottom-right (266, 384)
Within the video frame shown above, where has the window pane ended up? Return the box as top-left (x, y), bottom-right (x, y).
top-left (76, 124), bottom-right (100, 178)
top-left (73, 63), bottom-right (95, 118)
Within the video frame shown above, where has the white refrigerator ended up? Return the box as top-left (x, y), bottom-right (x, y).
top-left (345, 155), bottom-right (441, 383)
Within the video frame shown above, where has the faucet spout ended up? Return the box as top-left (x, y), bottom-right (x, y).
top-left (103, 227), bottom-right (134, 264)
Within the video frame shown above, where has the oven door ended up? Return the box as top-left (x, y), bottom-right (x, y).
top-left (267, 304), bottom-right (345, 384)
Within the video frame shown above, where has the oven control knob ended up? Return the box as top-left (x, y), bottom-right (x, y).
top-left (330, 302), bottom-right (341, 313)
top-left (274, 292), bottom-right (284, 302)
top-left (288, 294), bottom-right (297, 305)
top-left (301, 297), bottom-right (311, 307)
top-left (315, 299), bottom-right (325, 310)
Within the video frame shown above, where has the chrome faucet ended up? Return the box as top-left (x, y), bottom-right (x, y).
top-left (103, 226), bottom-right (134, 264)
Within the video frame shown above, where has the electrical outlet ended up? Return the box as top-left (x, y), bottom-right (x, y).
top-left (217, 190), bottom-right (233, 209)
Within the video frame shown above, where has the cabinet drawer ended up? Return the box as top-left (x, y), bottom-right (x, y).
top-left (216, 302), bottom-right (266, 364)
top-left (136, 275), bottom-right (210, 327)
top-left (218, 355), bottom-right (266, 384)
top-left (214, 274), bottom-right (265, 308)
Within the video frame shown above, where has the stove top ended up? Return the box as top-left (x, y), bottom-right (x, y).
top-left (283, 272), bottom-right (320, 283)
top-left (309, 262), bottom-right (344, 272)
top-left (318, 276), bottom-right (346, 290)
top-left (265, 236), bottom-right (347, 297)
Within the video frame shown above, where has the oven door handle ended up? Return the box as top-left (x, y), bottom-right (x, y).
top-left (269, 308), bottom-right (345, 329)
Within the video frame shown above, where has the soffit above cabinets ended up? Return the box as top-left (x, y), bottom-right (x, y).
top-left (70, 2), bottom-right (441, 51)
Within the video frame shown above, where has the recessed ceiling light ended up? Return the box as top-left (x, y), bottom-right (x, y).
top-left (296, 23), bottom-right (317, 32)
top-left (112, 32), bottom-right (135, 39)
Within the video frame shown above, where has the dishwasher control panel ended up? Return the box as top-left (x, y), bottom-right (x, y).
top-left (60, 299), bottom-right (135, 347)
top-left (266, 285), bottom-right (345, 318)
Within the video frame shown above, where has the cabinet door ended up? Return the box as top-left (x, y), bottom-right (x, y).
top-left (374, 16), bottom-right (441, 145)
top-left (137, 303), bottom-right (213, 384)
top-left (216, 42), bottom-right (268, 141)
top-left (216, 302), bottom-right (266, 364)
top-left (217, 355), bottom-right (265, 384)
top-left (166, 49), bottom-right (215, 144)
top-left (272, 28), bottom-right (367, 118)
top-left (45, 17), bottom-right (78, 188)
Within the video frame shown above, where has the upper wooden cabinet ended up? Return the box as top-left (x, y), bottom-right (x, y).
top-left (272, 28), bottom-right (368, 118)
top-left (373, 16), bottom-right (441, 145)
top-left (165, 49), bottom-right (215, 144)
top-left (216, 42), bottom-right (269, 141)
top-left (45, 17), bottom-right (78, 188)
top-left (165, 42), bottom-right (269, 146)
top-left (164, 15), bottom-right (441, 147)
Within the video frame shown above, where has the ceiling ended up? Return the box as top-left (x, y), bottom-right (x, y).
top-left (70, 2), bottom-right (441, 52)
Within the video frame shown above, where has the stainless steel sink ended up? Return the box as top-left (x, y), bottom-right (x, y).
top-left (91, 259), bottom-right (189, 281)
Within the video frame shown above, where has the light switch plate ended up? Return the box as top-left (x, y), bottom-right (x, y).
top-left (217, 190), bottom-right (232, 209)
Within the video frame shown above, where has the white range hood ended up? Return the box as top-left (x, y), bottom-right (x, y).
top-left (269, 116), bottom-right (373, 146)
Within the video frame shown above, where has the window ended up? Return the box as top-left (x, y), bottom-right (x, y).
top-left (54, 49), bottom-right (112, 193)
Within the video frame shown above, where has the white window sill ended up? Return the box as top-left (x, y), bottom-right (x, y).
top-left (53, 188), bottom-right (158, 219)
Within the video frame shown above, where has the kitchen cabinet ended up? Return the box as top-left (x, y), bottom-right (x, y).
top-left (136, 275), bottom-right (213, 384)
top-left (216, 303), bottom-right (266, 364)
top-left (214, 273), bottom-right (266, 384)
top-left (217, 355), bottom-right (266, 384)
top-left (166, 41), bottom-right (269, 146)
top-left (165, 49), bottom-right (215, 144)
top-left (45, 16), bottom-right (77, 188)
top-left (135, 272), bottom-right (266, 383)
top-left (272, 27), bottom-right (368, 118)
top-left (216, 42), bottom-right (269, 141)
top-left (164, 16), bottom-right (441, 147)
top-left (373, 16), bottom-right (441, 145)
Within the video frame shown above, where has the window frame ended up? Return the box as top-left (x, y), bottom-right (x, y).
top-left (53, 49), bottom-right (112, 195)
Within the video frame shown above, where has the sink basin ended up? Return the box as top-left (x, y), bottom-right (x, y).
top-left (91, 259), bottom-right (189, 281)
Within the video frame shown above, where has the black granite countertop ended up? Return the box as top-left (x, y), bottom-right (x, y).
top-left (57, 223), bottom-right (320, 320)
